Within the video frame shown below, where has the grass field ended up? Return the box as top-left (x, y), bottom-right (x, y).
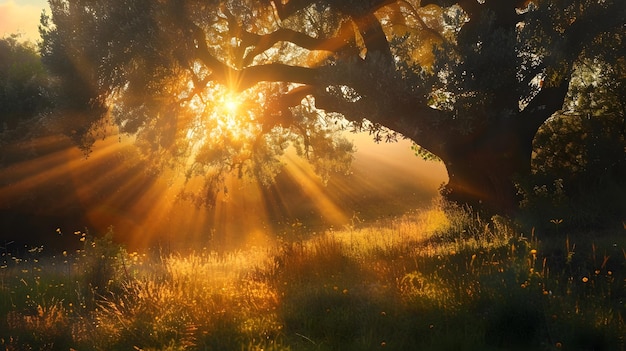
top-left (1, 200), bottom-right (625, 350)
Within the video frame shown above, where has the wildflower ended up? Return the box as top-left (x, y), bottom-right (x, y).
top-left (582, 276), bottom-right (589, 283)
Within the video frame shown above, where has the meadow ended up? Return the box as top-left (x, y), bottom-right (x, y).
top-left (1, 199), bottom-right (625, 351)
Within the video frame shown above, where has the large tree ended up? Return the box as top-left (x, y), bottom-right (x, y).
top-left (39, 0), bottom-right (625, 212)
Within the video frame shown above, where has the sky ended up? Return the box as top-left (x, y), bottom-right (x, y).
top-left (0, 0), bottom-right (49, 41)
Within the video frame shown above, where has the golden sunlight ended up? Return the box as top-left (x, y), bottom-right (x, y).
top-left (0, 129), bottom-right (447, 251)
top-left (184, 86), bottom-right (256, 146)
top-left (215, 93), bottom-right (243, 140)
top-left (222, 94), bottom-right (241, 115)
top-left (1, 76), bottom-right (447, 252)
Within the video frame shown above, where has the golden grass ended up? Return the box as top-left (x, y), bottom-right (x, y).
top-left (1, 199), bottom-right (625, 350)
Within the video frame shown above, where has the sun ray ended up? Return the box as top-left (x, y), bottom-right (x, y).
top-left (282, 152), bottom-right (349, 226)
top-left (1, 125), bottom-right (446, 251)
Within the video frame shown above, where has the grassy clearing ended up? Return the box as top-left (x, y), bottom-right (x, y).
top-left (1, 201), bottom-right (625, 350)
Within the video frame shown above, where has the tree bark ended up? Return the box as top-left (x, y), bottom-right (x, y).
top-left (441, 121), bottom-right (535, 214)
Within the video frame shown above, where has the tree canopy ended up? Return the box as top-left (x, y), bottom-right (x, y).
top-left (39, 0), bottom-right (625, 212)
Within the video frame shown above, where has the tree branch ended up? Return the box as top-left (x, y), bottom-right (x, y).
top-left (269, 0), bottom-right (315, 20)
top-left (520, 81), bottom-right (570, 138)
top-left (237, 64), bottom-right (319, 91)
top-left (241, 21), bottom-right (357, 66)
top-left (353, 12), bottom-right (393, 62)
top-left (184, 16), bottom-right (322, 92)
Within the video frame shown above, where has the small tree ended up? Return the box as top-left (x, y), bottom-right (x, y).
top-left (0, 35), bottom-right (51, 131)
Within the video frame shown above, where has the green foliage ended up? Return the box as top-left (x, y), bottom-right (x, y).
top-left (411, 143), bottom-right (441, 162)
top-left (0, 35), bottom-right (51, 131)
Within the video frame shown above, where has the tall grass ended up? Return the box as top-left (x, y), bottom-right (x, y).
top-left (1, 200), bottom-right (625, 350)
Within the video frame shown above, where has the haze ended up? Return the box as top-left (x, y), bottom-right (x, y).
top-left (0, 0), bottom-right (49, 41)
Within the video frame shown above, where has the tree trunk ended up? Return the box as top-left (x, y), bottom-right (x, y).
top-left (440, 123), bottom-right (535, 215)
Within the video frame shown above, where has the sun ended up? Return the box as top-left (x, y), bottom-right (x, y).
top-left (214, 92), bottom-right (247, 138)
top-left (183, 85), bottom-right (264, 152)
top-left (222, 96), bottom-right (240, 114)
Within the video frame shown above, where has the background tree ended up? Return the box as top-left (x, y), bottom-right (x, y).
top-left (39, 0), bottom-right (625, 212)
top-left (0, 34), bottom-right (51, 132)
top-left (519, 57), bottom-right (626, 227)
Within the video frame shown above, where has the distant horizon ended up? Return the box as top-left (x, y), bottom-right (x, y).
top-left (0, 0), bottom-right (49, 42)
